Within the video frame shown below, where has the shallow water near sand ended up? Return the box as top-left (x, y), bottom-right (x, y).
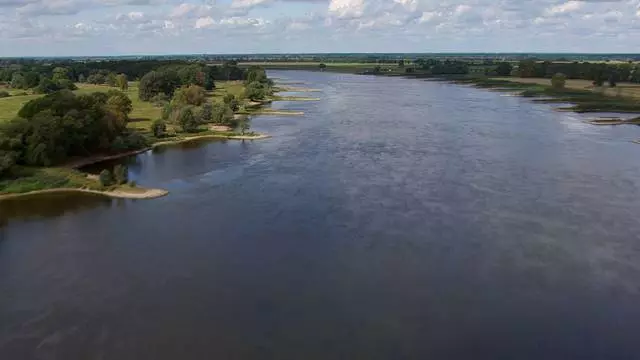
top-left (2, 71), bottom-right (640, 359)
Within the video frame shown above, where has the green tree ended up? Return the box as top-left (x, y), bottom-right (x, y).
top-left (211, 102), bottom-right (234, 125)
top-left (35, 77), bottom-right (62, 94)
top-left (238, 117), bottom-right (250, 135)
top-left (176, 106), bottom-right (199, 132)
top-left (115, 74), bottom-right (128, 91)
top-left (244, 66), bottom-right (268, 85)
top-left (52, 67), bottom-right (70, 82)
top-left (78, 74), bottom-right (86, 83)
top-left (106, 72), bottom-right (117, 87)
top-left (87, 73), bottom-right (106, 84)
top-left (106, 90), bottom-right (133, 130)
top-left (151, 119), bottom-right (167, 137)
top-left (319, 63), bottom-right (327, 71)
top-left (99, 169), bottom-right (114, 187)
top-left (10, 73), bottom-right (27, 89)
top-left (0, 134), bottom-right (19, 177)
top-left (495, 62), bottom-right (513, 76)
top-left (223, 94), bottom-right (239, 112)
top-left (551, 73), bottom-right (566, 89)
top-left (172, 85), bottom-right (206, 106)
top-left (398, 60), bottom-right (405, 68)
top-left (244, 81), bottom-right (268, 101)
top-left (139, 70), bottom-right (180, 101)
top-left (113, 164), bottom-right (128, 185)
top-left (199, 102), bottom-right (213, 123)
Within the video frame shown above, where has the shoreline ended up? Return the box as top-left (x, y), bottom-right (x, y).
top-left (0, 187), bottom-right (169, 201)
top-left (66, 132), bottom-right (271, 169)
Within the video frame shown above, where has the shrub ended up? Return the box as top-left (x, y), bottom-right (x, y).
top-left (111, 136), bottom-right (127, 152)
top-left (199, 102), bottom-right (213, 123)
top-left (151, 94), bottom-right (170, 107)
top-left (125, 132), bottom-right (148, 149)
top-left (99, 169), bottom-right (114, 187)
top-left (223, 94), bottom-right (239, 112)
top-left (551, 73), bottom-right (566, 89)
top-left (0, 91), bottom-right (9, 98)
top-left (151, 119), bottom-right (167, 138)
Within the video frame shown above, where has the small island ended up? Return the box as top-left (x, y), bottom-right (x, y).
top-left (0, 61), bottom-right (277, 199)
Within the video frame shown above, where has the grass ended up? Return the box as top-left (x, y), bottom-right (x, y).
top-left (0, 81), bottom-right (246, 128)
top-left (0, 93), bottom-right (43, 122)
top-left (0, 166), bottom-right (101, 195)
top-left (491, 77), bottom-right (640, 100)
top-left (457, 77), bottom-right (640, 114)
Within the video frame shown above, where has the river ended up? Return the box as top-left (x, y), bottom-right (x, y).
top-left (2, 71), bottom-right (640, 359)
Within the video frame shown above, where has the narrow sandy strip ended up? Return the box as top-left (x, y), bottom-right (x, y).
top-left (0, 187), bottom-right (169, 201)
top-left (253, 111), bottom-right (305, 116)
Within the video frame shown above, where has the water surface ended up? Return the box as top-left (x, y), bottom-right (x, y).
top-left (2, 71), bottom-right (640, 359)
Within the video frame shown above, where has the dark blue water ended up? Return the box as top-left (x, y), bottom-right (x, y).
top-left (2, 71), bottom-right (640, 359)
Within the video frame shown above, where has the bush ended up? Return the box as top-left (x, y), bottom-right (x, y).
top-left (151, 93), bottom-right (170, 107)
top-left (99, 169), bottom-right (114, 187)
top-left (151, 119), bottom-right (167, 138)
top-left (223, 94), bottom-right (239, 112)
top-left (125, 132), bottom-right (148, 149)
top-left (199, 102), bottom-right (213, 123)
top-left (551, 73), bottom-right (566, 89)
top-left (129, 180), bottom-right (137, 188)
top-left (111, 136), bottom-right (127, 152)
top-left (113, 164), bottom-right (128, 185)
top-left (0, 91), bottom-right (9, 98)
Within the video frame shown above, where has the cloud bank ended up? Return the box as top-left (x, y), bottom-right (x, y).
top-left (0, 0), bottom-right (638, 55)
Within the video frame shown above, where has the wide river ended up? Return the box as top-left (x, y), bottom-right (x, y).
top-left (2, 71), bottom-right (640, 359)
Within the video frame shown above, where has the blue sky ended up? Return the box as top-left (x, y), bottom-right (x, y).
top-left (0, 0), bottom-right (639, 56)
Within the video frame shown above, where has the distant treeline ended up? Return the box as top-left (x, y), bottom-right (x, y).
top-left (0, 60), bottom-right (248, 91)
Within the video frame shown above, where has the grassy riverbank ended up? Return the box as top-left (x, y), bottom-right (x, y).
top-left (0, 166), bottom-right (167, 200)
top-left (454, 78), bottom-right (640, 115)
top-left (0, 78), bottom-right (278, 199)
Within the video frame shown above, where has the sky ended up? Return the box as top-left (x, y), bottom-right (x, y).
top-left (0, 0), bottom-right (639, 56)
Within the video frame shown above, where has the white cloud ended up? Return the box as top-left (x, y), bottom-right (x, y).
top-left (195, 16), bottom-right (215, 29)
top-left (546, 1), bottom-right (582, 15)
top-left (329, 0), bottom-right (365, 18)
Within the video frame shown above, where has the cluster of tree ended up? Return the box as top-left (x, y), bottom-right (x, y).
top-left (0, 90), bottom-right (146, 176)
top-left (99, 164), bottom-right (129, 187)
top-left (243, 67), bottom-right (273, 101)
top-left (151, 84), bottom-right (240, 134)
top-left (8, 66), bottom-right (78, 94)
top-left (0, 60), bottom-right (249, 94)
top-left (516, 60), bottom-right (640, 85)
top-left (414, 59), bottom-right (470, 75)
top-left (137, 62), bottom-right (248, 101)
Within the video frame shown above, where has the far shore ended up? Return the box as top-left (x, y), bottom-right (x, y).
top-left (0, 187), bottom-right (169, 201)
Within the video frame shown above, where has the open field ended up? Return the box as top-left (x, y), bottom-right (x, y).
top-left (461, 78), bottom-right (640, 114)
top-left (491, 77), bottom-right (640, 100)
top-left (0, 81), bottom-right (246, 127)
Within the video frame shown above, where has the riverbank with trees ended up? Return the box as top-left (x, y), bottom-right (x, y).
top-left (0, 62), bottom-right (277, 198)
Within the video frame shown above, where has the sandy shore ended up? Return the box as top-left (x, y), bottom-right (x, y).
top-left (586, 118), bottom-right (640, 126)
top-left (278, 86), bottom-right (322, 92)
top-left (0, 187), bottom-right (169, 201)
top-left (253, 110), bottom-right (305, 116)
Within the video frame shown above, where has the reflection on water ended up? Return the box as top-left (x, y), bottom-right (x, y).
top-left (0, 192), bottom-right (112, 228)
